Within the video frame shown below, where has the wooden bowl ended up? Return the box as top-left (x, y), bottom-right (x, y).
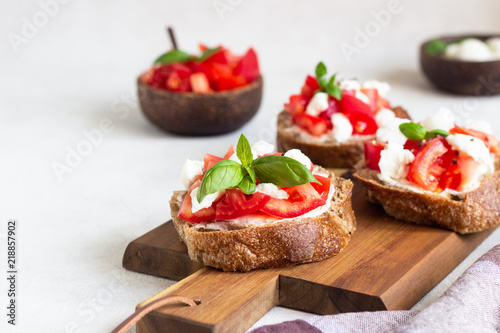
top-left (138, 76), bottom-right (263, 136)
top-left (420, 34), bottom-right (500, 96)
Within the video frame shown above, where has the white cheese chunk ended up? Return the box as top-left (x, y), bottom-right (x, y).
top-left (251, 140), bottom-right (274, 156)
top-left (362, 80), bottom-right (391, 97)
top-left (354, 90), bottom-right (370, 104)
top-left (337, 78), bottom-right (361, 91)
top-left (256, 183), bottom-right (289, 199)
top-left (190, 187), bottom-right (225, 213)
top-left (378, 142), bottom-right (415, 181)
top-left (181, 159), bottom-right (204, 189)
top-left (446, 134), bottom-right (494, 173)
top-left (421, 107), bottom-right (455, 132)
top-left (376, 116), bottom-right (410, 145)
top-left (445, 38), bottom-right (493, 62)
top-left (375, 108), bottom-right (396, 127)
top-left (284, 149), bottom-right (312, 170)
top-left (331, 113), bottom-right (352, 143)
top-left (305, 92), bottom-right (329, 116)
top-left (486, 37), bottom-right (500, 57)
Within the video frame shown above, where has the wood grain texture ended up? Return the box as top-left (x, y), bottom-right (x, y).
top-left (123, 180), bottom-right (496, 332)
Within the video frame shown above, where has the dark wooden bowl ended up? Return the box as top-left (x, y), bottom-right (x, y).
top-left (138, 76), bottom-right (263, 136)
top-left (420, 34), bottom-right (500, 96)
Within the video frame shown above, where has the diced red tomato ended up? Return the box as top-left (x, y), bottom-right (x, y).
top-left (360, 88), bottom-right (378, 112)
top-left (292, 113), bottom-right (331, 137)
top-left (449, 125), bottom-right (500, 154)
top-left (234, 48), bottom-right (260, 82)
top-left (377, 96), bottom-right (391, 110)
top-left (223, 145), bottom-right (235, 160)
top-left (438, 155), bottom-right (478, 191)
top-left (203, 49), bottom-right (229, 65)
top-left (404, 140), bottom-right (423, 155)
top-left (215, 190), bottom-right (270, 220)
top-left (310, 175), bottom-right (331, 201)
top-left (177, 181), bottom-right (216, 223)
top-left (217, 74), bottom-right (247, 91)
top-left (284, 94), bottom-right (308, 115)
top-left (319, 98), bottom-right (340, 121)
top-left (260, 182), bottom-right (326, 218)
top-left (203, 154), bottom-right (223, 172)
top-left (364, 141), bottom-right (386, 171)
top-left (407, 137), bottom-right (449, 191)
top-left (339, 94), bottom-right (378, 135)
top-left (190, 72), bottom-right (211, 93)
top-left (301, 76), bottom-right (321, 100)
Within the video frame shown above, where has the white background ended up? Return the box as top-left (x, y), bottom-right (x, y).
top-left (2, 0), bottom-right (500, 332)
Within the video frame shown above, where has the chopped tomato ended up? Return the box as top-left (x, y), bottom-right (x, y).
top-left (310, 175), bottom-right (331, 201)
top-left (404, 139), bottom-right (424, 155)
top-left (292, 113), bottom-right (331, 137)
top-left (190, 72), bottom-right (211, 93)
top-left (177, 181), bottom-right (216, 223)
top-left (360, 88), bottom-right (379, 112)
top-left (438, 155), bottom-right (478, 191)
top-left (215, 190), bottom-right (270, 220)
top-left (449, 125), bottom-right (500, 154)
top-left (319, 98), bottom-right (340, 120)
top-left (234, 48), bottom-right (260, 82)
top-left (260, 182), bottom-right (326, 218)
top-left (203, 49), bottom-right (229, 65)
top-left (339, 94), bottom-right (378, 135)
top-left (407, 137), bottom-right (449, 191)
top-left (204, 145), bottom-right (234, 171)
top-left (223, 145), bottom-right (234, 159)
top-left (377, 96), bottom-right (391, 110)
top-left (364, 141), bottom-right (385, 171)
top-left (301, 75), bottom-right (321, 100)
top-left (284, 94), bottom-right (308, 115)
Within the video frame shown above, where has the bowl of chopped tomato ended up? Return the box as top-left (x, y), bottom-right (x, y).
top-left (138, 45), bottom-right (263, 135)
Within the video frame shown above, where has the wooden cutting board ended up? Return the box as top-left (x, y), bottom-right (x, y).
top-left (122, 176), bottom-right (495, 333)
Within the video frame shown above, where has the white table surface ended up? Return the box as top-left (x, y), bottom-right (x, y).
top-left (2, 0), bottom-right (500, 331)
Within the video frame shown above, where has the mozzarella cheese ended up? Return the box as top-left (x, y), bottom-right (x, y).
top-left (486, 37), bottom-right (500, 57)
top-left (376, 116), bottom-right (410, 145)
top-left (251, 140), bottom-right (274, 156)
top-left (421, 107), bottom-right (455, 132)
top-left (337, 78), bottom-right (361, 91)
top-left (446, 134), bottom-right (494, 173)
top-left (362, 80), bottom-right (391, 97)
top-left (354, 90), bottom-right (370, 104)
top-left (181, 159), bottom-right (204, 189)
top-left (256, 183), bottom-right (289, 199)
top-left (378, 142), bottom-right (415, 181)
top-left (445, 38), bottom-right (497, 61)
top-left (305, 92), bottom-right (329, 116)
top-left (284, 149), bottom-right (312, 170)
top-left (190, 187), bottom-right (225, 213)
top-left (375, 108), bottom-right (396, 127)
top-left (331, 113), bottom-right (352, 143)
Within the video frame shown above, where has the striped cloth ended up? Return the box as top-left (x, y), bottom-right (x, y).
top-left (251, 244), bottom-right (500, 333)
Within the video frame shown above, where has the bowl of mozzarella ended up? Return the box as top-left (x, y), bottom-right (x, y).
top-left (420, 34), bottom-right (500, 95)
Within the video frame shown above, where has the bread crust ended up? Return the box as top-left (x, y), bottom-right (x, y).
top-left (353, 166), bottom-right (500, 234)
top-left (276, 107), bottom-right (410, 168)
top-left (170, 170), bottom-right (356, 271)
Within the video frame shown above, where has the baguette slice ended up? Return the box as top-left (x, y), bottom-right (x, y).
top-left (170, 169), bottom-right (356, 272)
top-left (277, 106), bottom-right (410, 168)
top-left (353, 163), bottom-right (500, 234)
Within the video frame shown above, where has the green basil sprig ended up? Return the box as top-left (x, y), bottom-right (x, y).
top-left (399, 122), bottom-right (449, 141)
top-left (196, 134), bottom-right (319, 202)
top-left (154, 47), bottom-right (222, 65)
top-left (425, 39), bottom-right (447, 56)
top-left (315, 62), bottom-right (342, 101)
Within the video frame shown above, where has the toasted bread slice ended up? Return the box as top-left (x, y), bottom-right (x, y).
top-left (277, 106), bottom-right (410, 168)
top-left (353, 164), bottom-right (500, 234)
top-left (170, 169), bottom-right (356, 271)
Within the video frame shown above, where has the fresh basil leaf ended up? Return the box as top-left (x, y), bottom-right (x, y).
top-left (238, 175), bottom-right (256, 195)
top-left (236, 134), bottom-right (253, 166)
top-left (244, 165), bottom-right (256, 183)
top-left (399, 122), bottom-right (427, 141)
top-left (315, 62), bottom-right (327, 79)
top-left (154, 49), bottom-right (192, 64)
top-left (426, 39), bottom-right (447, 55)
top-left (426, 129), bottom-right (450, 139)
top-left (251, 155), bottom-right (320, 187)
top-left (326, 76), bottom-right (342, 101)
top-left (197, 160), bottom-right (245, 202)
top-left (196, 47), bottom-right (221, 62)
top-left (317, 76), bottom-right (327, 91)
